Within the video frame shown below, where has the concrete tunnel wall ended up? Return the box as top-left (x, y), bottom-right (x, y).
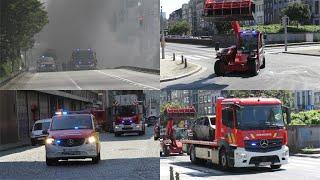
top-left (35, 0), bottom-right (160, 70)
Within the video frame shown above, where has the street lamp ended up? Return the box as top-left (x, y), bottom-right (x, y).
top-left (161, 6), bottom-right (165, 59)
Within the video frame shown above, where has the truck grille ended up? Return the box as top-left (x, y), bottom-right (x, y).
top-left (249, 155), bottom-right (280, 165)
top-left (244, 139), bottom-right (282, 152)
top-left (58, 138), bottom-right (85, 147)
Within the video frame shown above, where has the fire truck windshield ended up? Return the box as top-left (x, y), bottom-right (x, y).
top-left (73, 51), bottom-right (94, 60)
top-left (238, 34), bottom-right (257, 52)
top-left (116, 106), bottom-right (137, 116)
top-left (236, 105), bottom-right (284, 130)
top-left (51, 115), bottom-right (93, 130)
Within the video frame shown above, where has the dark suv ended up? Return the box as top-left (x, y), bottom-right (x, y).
top-left (71, 49), bottom-right (97, 70)
top-left (190, 115), bottom-right (216, 141)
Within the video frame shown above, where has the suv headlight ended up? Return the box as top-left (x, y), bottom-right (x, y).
top-left (282, 149), bottom-right (289, 157)
top-left (87, 136), bottom-right (96, 143)
top-left (46, 138), bottom-right (55, 144)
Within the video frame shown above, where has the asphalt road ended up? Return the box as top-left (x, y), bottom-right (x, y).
top-left (0, 127), bottom-right (159, 180)
top-left (160, 154), bottom-right (320, 180)
top-left (161, 43), bottom-right (320, 90)
top-left (0, 69), bottom-right (160, 90)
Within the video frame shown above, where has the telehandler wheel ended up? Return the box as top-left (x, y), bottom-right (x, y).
top-left (214, 60), bottom-right (225, 76)
top-left (219, 148), bottom-right (230, 170)
top-left (248, 59), bottom-right (259, 76)
top-left (260, 57), bottom-right (266, 69)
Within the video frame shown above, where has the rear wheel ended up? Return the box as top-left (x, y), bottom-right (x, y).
top-left (92, 153), bottom-right (101, 164)
top-left (31, 139), bottom-right (36, 146)
top-left (219, 148), bottom-right (229, 170)
top-left (190, 146), bottom-right (200, 164)
top-left (248, 59), bottom-right (259, 76)
top-left (270, 165), bottom-right (281, 169)
top-left (214, 60), bottom-right (225, 76)
top-left (46, 158), bottom-right (58, 166)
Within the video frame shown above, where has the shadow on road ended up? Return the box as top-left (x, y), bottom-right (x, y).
top-left (170, 161), bottom-right (285, 178)
top-left (0, 145), bottom-right (42, 157)
top-left (0, 157), bottom-right (159, 179)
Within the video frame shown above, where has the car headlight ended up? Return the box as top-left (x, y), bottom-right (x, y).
top-left (235, 152), bottom-right (247, 159)
top-left (46, 138), bottom-right (55, 144)
top-left (115, 126), bottom-right (120, 129)
top-left (88, 136), bottom-right (96, 143)
top-left (136, 125), bottom-right (140, 128)
top-left (282, 149), bottom-right (289, 157)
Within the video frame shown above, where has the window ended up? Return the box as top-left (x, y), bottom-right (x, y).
top-left (208, 95), bottom-right (212, 103)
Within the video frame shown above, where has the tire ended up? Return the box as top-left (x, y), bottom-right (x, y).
top-left (190, 146), bottom-right (200, 164)
top-left (248, 59), bottom-right (259, 76)
top-left (270, 165), bottom-right (281, 169)
top-left (260, 57), bottom-right (266, 69)
top-left (214, 60), bottom-right (225, 76)
top-left (219, 148), bottom-right (229, 170)
top-left (31, 139), bottom-right (36, 146)
top-left (114, 132), bottom-right (120, 137)
top-left (163, 146), bottom-right (170, 157)
top-left (92, 153), bottom-right (101, 164)
top-left (46, 158), bottom-right (58, 166)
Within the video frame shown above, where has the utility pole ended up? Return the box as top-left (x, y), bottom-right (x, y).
top-left (282, 15), bottom-right (289, 52)
top-left (161, 6), bottom-right (165, 59)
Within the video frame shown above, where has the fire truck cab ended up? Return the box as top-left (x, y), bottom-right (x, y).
top-left (183, 97), bottom-right (291, 170)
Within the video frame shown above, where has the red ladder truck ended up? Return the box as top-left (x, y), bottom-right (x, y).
top-left (182, 97), bottom-right (291, 170)
top-left (204, 0), bottom-right (266, 76)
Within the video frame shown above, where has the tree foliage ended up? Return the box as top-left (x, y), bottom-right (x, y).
top-left (290, 110), bottom-right (320, 125)
top-left (214, 21), bottom-right (232, 34)
top-left (169, 21), bottom-right (191, 35)
top-left (221, 90), bottom-right (294, 107)
top-left (282, 3), bottom-right (311, 26)
top-left (0, 0), bottom-right (48, 65)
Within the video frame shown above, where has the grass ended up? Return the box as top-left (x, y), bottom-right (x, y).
top-left (0, 59), bottom-right (22, 81)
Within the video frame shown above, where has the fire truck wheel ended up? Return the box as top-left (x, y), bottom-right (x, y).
top-left (190, 146), bottom-right (200, 164)
top-left (219, 148), bottom-right (229, 170)
top-left (214, 60), bottom-right (225, 76)
top-left (46, 158), bottom-right (58, 166)
top-left (270, 165), bottom-right (281, 169)
top-left (248, 59), bottom-right (259, 76)
top-left (260, 57), bottom-right (266, 69)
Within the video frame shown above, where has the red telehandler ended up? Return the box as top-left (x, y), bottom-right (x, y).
top-left (204, 0), bottom-right (266, 76)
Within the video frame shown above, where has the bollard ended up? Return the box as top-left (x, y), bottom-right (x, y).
top-left (175, 172), bottom-right (180, 180)
top-left (170, 166), bottom-right (174, 180)
top-left (173, 53), bottom-right (175, 61)
top-left (184, 58), bottom-right (187, 68)
top-left (181, 55), bottom-right (184, 64)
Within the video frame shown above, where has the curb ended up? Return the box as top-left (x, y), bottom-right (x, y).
top-left (265, 42), bottom-right (320, 48)
top-left (282, 52), bottom-right (320, 57)
top-left (0, 70), bottom-right (26, 88)
top-left (290, 153), bottom-right (320, 159)
top-left (116, 66), bottom-right (160, 75)
top-left (0, 142), bottom-right (30, 152)
top-left (160, 62), bottom-right (202, 82)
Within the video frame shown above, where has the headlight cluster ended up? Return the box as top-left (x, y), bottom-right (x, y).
top-left (46, 138), bottom-right (55, 145)
top-left (235, 152), bottom-right (247, 159)
top-left (87, 136), bottom-right (96, 144)
top-left (282, 149), bottom-right (289, 157)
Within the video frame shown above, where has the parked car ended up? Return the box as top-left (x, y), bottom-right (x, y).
top-left (190, 115), bottom-right (216, 141)
top-left (31, 119), bottom-right (52, 146)
top-left (44, 112), bottom-right (101, 166)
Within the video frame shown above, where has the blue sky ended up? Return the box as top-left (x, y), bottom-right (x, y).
top-left (160, 0), bottom-right (190, 19)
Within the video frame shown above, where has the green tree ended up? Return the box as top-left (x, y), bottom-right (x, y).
top-left (0, 0), bottom-right (48, 73)
top-left (221, 90), bottom-right (294, 107)
top-left (214, 21), bottom-right (232, 34)
top-left (169, 20), bottom-right (191, 35)
top-left (282, 3), bottom-right (311, 26)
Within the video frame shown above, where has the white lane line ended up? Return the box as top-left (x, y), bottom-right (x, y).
top-left (65, 73), bottom-right (82, 90)
top-left (95, 70), bottom-right (160, 90)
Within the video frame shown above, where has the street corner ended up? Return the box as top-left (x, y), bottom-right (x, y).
top-left (160, 57), bottom-right (202, 82)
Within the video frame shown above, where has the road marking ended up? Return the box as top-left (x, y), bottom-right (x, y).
top-left (65, 73), bottom-right (82, 90)
top-left (95, 70), bottom-right (160, 90)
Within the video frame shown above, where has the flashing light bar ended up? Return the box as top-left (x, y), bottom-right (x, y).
top-left (55, 111), bottom-right (68, 116)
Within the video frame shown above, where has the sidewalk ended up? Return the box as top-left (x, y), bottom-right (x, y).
top-left (291, 148), bottom-right (320, 158)
top-left (0, 141), bottom-right (30, 153)
top-left (284, 49), bottom-right (320, 57)
top-left (160, 58), bottom-right (202, 82)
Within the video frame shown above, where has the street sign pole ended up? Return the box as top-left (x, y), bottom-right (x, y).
top-left (282, 15), bottom-right (289, 52)
top-left (161, 6), bottom-right (165, 59)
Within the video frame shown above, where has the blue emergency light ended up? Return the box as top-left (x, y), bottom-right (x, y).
top-left (251, 143), bottom-right (257, 146)
top-left (56, 140), bottom-right (61, 144)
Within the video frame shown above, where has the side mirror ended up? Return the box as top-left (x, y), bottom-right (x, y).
top-left (215, 42), bottom-right (220, 51)
top-left (42, 129), bottom-right (49, 135)
top-left (283, 106), bottom-right (291, 124)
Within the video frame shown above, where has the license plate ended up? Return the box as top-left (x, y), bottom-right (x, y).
top-left (260, 162), bottom-right (272, 166)
top-left (61, 151), bottom-right (81, 155)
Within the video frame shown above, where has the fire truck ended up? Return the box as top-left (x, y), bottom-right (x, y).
top-left (112, 94), bottom-right (145, 136)
top-left (204, 0), bottom-right (266, 76)
top-left (181, 97), bottom-right (291, 170)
